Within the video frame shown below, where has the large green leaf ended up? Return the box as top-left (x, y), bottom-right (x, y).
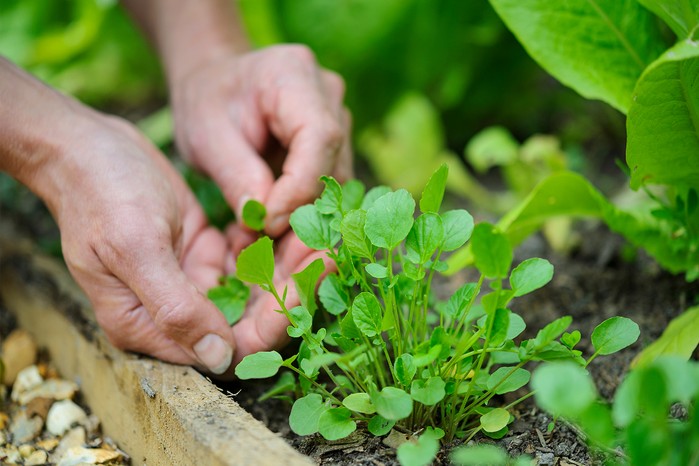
top-left (632, 305), bottom-right (699, 367)
top-left (489, 0), bottom-right (666, 112)
top-left (236, 236), bottom-right (275, 286)
top-left (627, 41), bottom-right (699, 189)
top-left (637, 0), bottom-right (699, 39)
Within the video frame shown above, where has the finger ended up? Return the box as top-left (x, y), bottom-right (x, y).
top-left (98, 228), bottom-right (236, 375)
top-left (225, 222), bottom-right (259, 258)
top-left (333, 107), bottom-right (354, 183)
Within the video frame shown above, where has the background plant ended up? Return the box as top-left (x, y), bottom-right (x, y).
top-left (226, 167), bottom-right (639, 466)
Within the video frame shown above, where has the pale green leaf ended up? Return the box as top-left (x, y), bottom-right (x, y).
top-left (465, 126), bottom-right (519, 173)
top-left (633, 305), bottom-right (699, 366)
top-left (486, 367), bottom-right (531, 395)
top-left (471, 223), bottom-right (512, 279)
top-left (318, 407), bottom-right (356, 440)
top-left (510, 258), bottom-right (554, 297)
top-left (290, 204), bottom-right (340, 250)
top-left (207, 276), bottom-right (249, 325)
top-left (410, 377), bottom-right (446, 406)
top-left (532, 362), bottom-right (597, 418)
top-left (235, 351), bottom-right (283, 379)
top-left (241, 199), bottom-right (266, 231)
top-left (365, 263), bottom-right (388, 278)
top-left (292, 258), bottom-right (324, 316)
top-left (236, 236), bottom-right (275, 286)
top-left (637, 0), bottom-right (699, 39)
top-left (441, 209), bottom-right (474, 252)
top-left (343, 393), bottom-right (376, 414)
top-left (396, 428), bottom-right (441, 466)
top-left (365, 189), bottom-right (415, 249)
top-left (372, 387), bottom-right (413, 421)
top-left (480, 408), bottom-right (510, 433)
top-left (451, 444), bottom-right (508, 466)
top-left (289, 393), bottom-right (328, 435)
top-left (592, 316), bottom-right (640, 355)
top-left (419, 163), bottom-right (449, 213)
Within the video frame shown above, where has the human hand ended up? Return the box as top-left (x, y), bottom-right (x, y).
top-left (43, 116), bottom-right (236, 374)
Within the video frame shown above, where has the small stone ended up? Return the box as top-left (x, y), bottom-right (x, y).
top-left (51, 426), bottom-right (86, 463)
top-left (1, 330), bottom-right (38, 386)
top-left (57, 446), bottom-right (121, 466)
top-left (0, 445), bottom-right (22, 464)
top-left (9, 412), bottom-right (43, 443)
top-left (18, 443), bottom-right (34, 457)
top-left (10, 366), bottom-right (43, 402)
top-left (18, 379), bottom-right (78, 405)
top-left (46, 400), bottom-right (88, 436)
top-left (25, 449), bottom-right (49, 466)
top-left (36, 437), bottom-right (60, 452)
top-left (25, 396), bottom-right (54, 420)
top-left (382, 429), bottom-right (411, 449)
top-left (0, 412), bottom-right (9, 429)
top-left (0, 431), bottom-right (6, 445)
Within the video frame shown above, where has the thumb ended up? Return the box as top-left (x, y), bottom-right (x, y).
top-left (113, 242), bottom-right (236, 375)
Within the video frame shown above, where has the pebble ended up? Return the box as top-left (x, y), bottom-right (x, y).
top-left (17, 378), bottom-right (78, 405)
top-left (25, 449), bottom-right (49, 465)
top-left (10, 366), bottom-right (42, 402)
top-left (8, 412), bottom-right (43, 443)
top-left (382, 429), bottom-right (411, 449)
top-left (46, 400), bottom-right (89, 436)
top-left (1, 330), bottom-right (38, 386)
top-left (51, 426), bottom-right (86, 463)
top-left (58, 446), bottom-right (123, 466)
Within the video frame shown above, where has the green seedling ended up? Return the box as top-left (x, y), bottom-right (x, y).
top-left (231, 165), bottom-right (635, 465)
top-left (242, 199), bottom-right (266, 231)
top-left (207, 275), bottom-right (249, 325)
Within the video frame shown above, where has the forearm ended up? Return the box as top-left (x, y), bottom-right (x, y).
top-left (121, 0), bottom-right (251, 87)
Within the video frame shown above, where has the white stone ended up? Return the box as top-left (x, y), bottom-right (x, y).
top-left (46, 400), bottom-right (88, 436)
top-left (10, 366), bottom-right (42, 402)
top-left (57, 446), bottom-right (121, 466)
top-left (51, 427), bottom-right (86, 463)
top-left (25, 449), bottom-right (49, 466)
top-left (17, 379), bottom-right (79, 405)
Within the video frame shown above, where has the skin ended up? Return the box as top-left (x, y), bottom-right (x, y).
top-left (1, 0), bottom-right (352, 374)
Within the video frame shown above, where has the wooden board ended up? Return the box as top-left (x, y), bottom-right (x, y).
top-left (0, 235), bottom-right (312, 466)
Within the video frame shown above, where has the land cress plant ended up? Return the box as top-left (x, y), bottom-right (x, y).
top-left (219, 166), bottom-right (636, 465)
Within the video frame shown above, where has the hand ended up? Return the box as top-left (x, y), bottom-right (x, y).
top-left (49, 116), bottom-right (236, 374)
top-left (170, 44), bottom-right (353, 243)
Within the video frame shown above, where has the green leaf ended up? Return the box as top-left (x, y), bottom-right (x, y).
top-left (367, 415), bottom-right (395, 436)
top-left (341, 179), bottom-right (366, 211)
top-left (487, 308), bottom-right (510, 347)
top-left (340, 209), bottom-right (375, 259)
top-left (235, 351), bottom-right (284, 379)
top-left (471, 223), bottom-right (512, 279)
top-left (315, 175), bottom-right (343, 214)
top-left (561, 330), bottom-right (581, 349)
top-left (289, 393), bottom-right (328, 436)
top-left (451, 444), bottom-right (508, 466)
top-left (372, 387), bottom-right (413, 421)
top-left (365, 189), bottom-right (416, 249)
top-left (395, 353), bottom-right (417, 387)
top-left (352, 292), bottom-right (383, 337)
top-left (207, 276), bottom-right (250, 325)
top-left (287, 306), bottom-right (312, 338)
top-left (412, 344), bottom-right (442, 367)
top-left (342, 393), bottom-right (376, 414)
top-left (637, 0), bottom-right (699, 39)
top-left (591, 316), bottom-right (640, 355)
top-left (406, 213), bottom-right (444, 264)
top-left (444, 282), bottom-right (478, 320)
top-left (480, 408), bottom-right (510, 433)
top-left (292, 258), bottom-right (325, 316)
top-left (465, 126), bottom-right (519, 173)
top-left (510, 258), bottom-right (553, 297)
top-left (396, 427), bottom-right (441, 466)
top-left (489, 0), bottom-right (666, 112)
top-left (241, 199), bottom-right (266, 231)
top-left (361, 186), bottom-right (392, 210)
top-left (487, 367), bottom-right (531, 395)
top-left (290, 204), bottom-right (340, 250)
top-left (531, 316), bottom-right (573, 350)
top-left (236, 236), bottom-right (275, 286)
top-left (410, 377), bottom-right (446, 406)
top-left (318, 407), bottom-right (357, 440)
top-left (365, 263), bottom-right (388, 279)
top-left (633, 306), bottom-right (699, 366)
top-left (441, 209), bottom-right (474, 251)
top-left (627, 41), bottom-right (699, 189)
top-left (419, 163), bottom-right (449, 213)
top-left (532, 362), bottom-right (597, 418)
top-left (319, 274), bottom-right (350, 315)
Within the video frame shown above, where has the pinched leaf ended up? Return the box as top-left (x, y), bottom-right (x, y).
top-left (289, 393), bottom-right (328, 435)
top-left (352, 292), bottom-right (383, 337)
top-left (410, 377), bottom-right (446, 406)
top-left (236, 236), bottom-right (275, 286)
top-left (489, 0), bottom-right (666, 113)
top-left (486, 367), bottom-right (531, 395)
top-left (343, 392), bottom-right (376, 414)
top-left (627, 41), bottom-right (699, 189)
top-left (319, 274), bottom-right (350, 315)
top-left (480, 408), bottom-right (510, 433)
top-left (318, 407), bottom-right (357, 440)
top-left (471, 223), bottom-right (512, 279)
top-left (532, 362), bottom-right (597, 418)
top-left (441, 209), bottom-right (474, 251)
top-left (241, 199), bottom-right (266, 231)
top-left (365, 189), bottom-right (416, 249)
top-left (290, 204), bottom-right (340, 250)
top-left (235, 351), bottom-right (283, 379)
top-left (341, 209), bottom-right (375, 259)
top-left (510, 258), bottom-right (554, 297)
top-left (406, 213), bottom-right (444, 264)
top-left (420, 163), bottom-right (449, 213)
top-left (372, 387), bottom-right (413, 421)
top-left (207, 276), bottom-right (249, 325)
top-left (292, 258), bottom-right (325, 316)
top-left (591, 316), bottom-right (640, 355)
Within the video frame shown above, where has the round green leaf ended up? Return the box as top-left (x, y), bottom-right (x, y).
top-left (591, 316), bottom-right (640, 355)
top-left (342, 393), bottom-right (376, 414)
top-left (486, 367), bottom-right (531, 395)
top-left (451, 444), bottom-right (508, 466)
top-left (410, 377), bottom-right (446, 406)
top-left (318, 407), bottom-right (357, 440)
top-left (396, 430), bottom-right (440, 466)
top-left (365, 189), bottom-right (415, 249)
top-left (480, 408), bottom-right (510, 433)
top-left (367, 415), bottom-right (395, 436)
top-left (372, 387), bottom-right (413, 421)
top-left (532, 362), bottom-right (597, 418)
top-left (234, 351), bottom-right (284, 380)
top-left (289, 393), bottom-right (328, 436)
top-left (510, 258), bottom-right (554, 297)
top-left (241, 199), bottom-right (266, 231)
top-left (290, 204), bottom-right (340, 250)
top-left (352, 292), bottom-right (383, 337)
top-left (441, 209), bottom-right (474, 251)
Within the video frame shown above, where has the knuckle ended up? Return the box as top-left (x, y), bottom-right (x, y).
top-left (323, 70), bottom-right (346, 99)
top-left (319, 120), bottom-right (345, 151)
top-left (283, 44), bottom-right (317, 64)
top-left (152, 298), bottom-right (193, 337)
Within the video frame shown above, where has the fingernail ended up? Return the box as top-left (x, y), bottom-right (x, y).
top-left (193, 334), bottom-right (233, 375)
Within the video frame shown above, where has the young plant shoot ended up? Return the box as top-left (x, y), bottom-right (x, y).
top-left (228, 165), bottom-right (638, 465)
